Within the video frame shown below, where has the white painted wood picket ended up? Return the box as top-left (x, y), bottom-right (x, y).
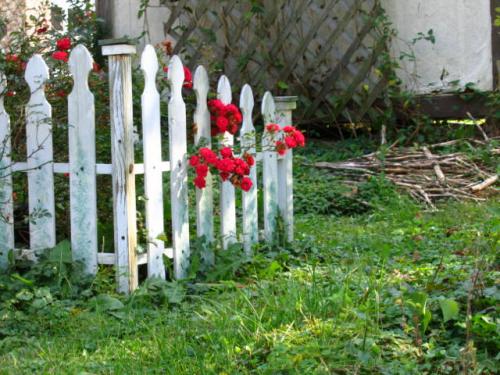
top-left (0, 44), bottom-right (297, 293)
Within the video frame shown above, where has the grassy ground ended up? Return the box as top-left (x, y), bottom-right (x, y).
top-left (0, 140), bottom-right (498, 374)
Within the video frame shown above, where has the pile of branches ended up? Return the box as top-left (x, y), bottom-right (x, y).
top-left (313, 139), bottom-right (499, 208)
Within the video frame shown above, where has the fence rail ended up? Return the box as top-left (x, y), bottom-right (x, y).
top-left (0, 43), bottom-right (296, 293)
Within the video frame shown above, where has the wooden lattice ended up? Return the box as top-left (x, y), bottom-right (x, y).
top-left (155, 0), bottom-right (389, 127)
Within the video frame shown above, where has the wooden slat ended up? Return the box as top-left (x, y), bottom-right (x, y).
top-left (140, 45), bottom-right (166, 279)
top-left (261, 92), bottom-right (279, 243)
top-left (0, 73), bottom-right (14, 269)
top-left (193, 65), bottom-right (214, 264)
top-left (167, 55), bottom-right (190, 278)
top-left (217, 75), bottom-right (237, 248)
top-left (104, 44), bottom-right (138, 293)
top-left (25, 55), bottom-right (56, 253)
top-left (239, 84), bottom-right (258, 254)
top-left (275, 97), bottom-right (296, 242)
top-left (68, 45), bottom-right (98, 275)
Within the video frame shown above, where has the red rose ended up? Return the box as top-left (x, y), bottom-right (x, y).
top-left (243, 153), bottom-right (255, 167)
top-left (293, 130), bottom-right (305, 147)
top-left (283, 125), bottom-right (296, 133)
top-left (56, 90), bottom-right (67, 98)
top-left (5, 54), bottom-right (19, 62)
top-left (266, 123), bottom-right (280, 133)
top-left (92, 62), bottom-right (100, 72)
top-left (52, 51), bottom-right (69, 62)
top-left (195, 164), bottom-right (208, 178)
top-left (241, 177), bottom-right (253, 192)
top-left (56, 37), bottom-right (71, 51)
top-left (220, 147), bottom-right (233, 159)
top-left (37, 25), bottom-right (48, 34)
top-left (216, 116), bottom-right (229, 133)
top-left (284, 136), bottom-right (297, 148)
top-left (183, 66), bottom-right (193, 89)
top-left (275, 140), bottom-right (287, 156)
top-left (219, 171), bottom-right (230, 181)
top-left (199, 148), bottom-right (217, 165)
top-left (194, 176), bottom-right (206, 189)
top-left (6, 91), bottom-right (16, 97)
top-left (189, 155), bottom-right (200, 167)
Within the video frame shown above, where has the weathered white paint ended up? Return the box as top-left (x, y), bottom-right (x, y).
top-left (261, 92), bottom-right (278, 243)
top-left (0, 73), bottom-right (14, 269)
top-left (168, 55), bottom-right (190, 278)
top-left (239, 84), bottom-right (258, 255)
top-left (68, 45), bottom-right (98, 275)
top-left (25, 55), bottom-right (56, 253)
top-left (381, 0), bottom-right (493, 94)
top-left (105, 44), bottom-right (138, 293)
top-left (217, 75), bottom-right (237, 248)
top-left (140, 44), bottom-right (166, 279)
top-left (193, 65), bottom-right (214, 264)
top-left (275, 96), bottom-right (297, 242)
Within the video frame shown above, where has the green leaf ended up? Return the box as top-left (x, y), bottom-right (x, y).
top-left (439, 299), bottom-right (459, 322)
top-left (48, 240), bottom-right (72, 264)
top-left (277, 81), bottom-right (289, 90)
top-left (94, 294), bottom-right (125, 312)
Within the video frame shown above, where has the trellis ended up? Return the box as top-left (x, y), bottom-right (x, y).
top-left (0, 43), bottom-right (296, 293)
top-left (145, 0), bottom-right (388, 125)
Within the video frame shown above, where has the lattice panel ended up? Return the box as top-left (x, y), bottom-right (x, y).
top-left (157, 0), bottom-right (389, 127)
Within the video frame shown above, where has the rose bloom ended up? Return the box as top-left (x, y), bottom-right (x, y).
top-left (199, 148), bottom-right (217, 165)
top-left (56, 37), bottom-right (71, 51)
top-left (194, 176), bottom-right (206, 189)
top-left (189, 155), bottom-right (200, 167)
top-left (220, 147), bottom-right (233, 159)
top-left (266, 123), bottom-right (280, 133)
top-left (52, 51), bottom-right (69, 62)
top-left (195, 164), bottom-right (209, 178)
top-left (240, 177), bottom-right (253, 192)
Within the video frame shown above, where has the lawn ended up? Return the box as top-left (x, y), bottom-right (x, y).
top-left (0, 141), bottom-right (498, 374)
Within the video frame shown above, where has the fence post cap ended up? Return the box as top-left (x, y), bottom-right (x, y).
top-left (274, 96), bottom-right (298, 110)
top-left (100, 38), bottom-right (136, 56)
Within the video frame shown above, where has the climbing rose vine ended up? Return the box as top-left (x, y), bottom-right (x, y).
top-left (208, 99), bottom-right (243, 136)
top-left (265, 124), bottom-right (306, 155)
top-left (189, 147), bottom-right (254, 192)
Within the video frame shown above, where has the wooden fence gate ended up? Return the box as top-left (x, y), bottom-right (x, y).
top-left (0, 43), bottom-right (296, 293)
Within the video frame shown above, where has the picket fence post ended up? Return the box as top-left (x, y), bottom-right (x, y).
top-left (261, 92), bottom-right (279, 243)
top-left (25, 55), bottom-right (56, 254)
top-left (239, 84), bottom-right (258, 254)
top-left (68, 45), bottom-right (98, 275)
top-left (275, 96), bottom-right (298, 242)
top-left (167, 55), bottom-right (190, 279)
top-left (193, 65), bottom-right (214, 265)
top-left (217, 75), bottom-right (237, 248)
top-left (102, 41), bottom-right (138, 293)
top-left (140, 45), bottom-right (166, 279)
top-left (0, 73), bottom-right (14, 270)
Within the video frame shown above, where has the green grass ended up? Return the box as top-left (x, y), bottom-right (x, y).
top-left (1, 139), bottom-right (498, 374)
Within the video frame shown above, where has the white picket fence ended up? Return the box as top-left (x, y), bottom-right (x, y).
top-left (0, 43), bottom-right (297, 293)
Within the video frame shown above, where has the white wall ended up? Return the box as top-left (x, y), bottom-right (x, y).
top-left (110, 0), bottom-right (171, 51)
top-left (382, 0), bottom-right (493, 94)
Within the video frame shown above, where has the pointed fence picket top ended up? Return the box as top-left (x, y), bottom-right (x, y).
top-left (193, 65), bottom-right (214, 264)
top-left (217, 75), bottom-right (236, 248)
top-left (239, 84), bottom-right (258, 254)
top-left (140, 45), bottom-right (166, 278)
top-left (261, 91), bottom-right (279, 243)
top-left (68, 45), bottom-right (98, 275)
top-left (0, 73), bottom-right (14, 269)
top-left (25, 55), bottom-right (56, 253)
top-left (168, 55), bottom-right (190, 278)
